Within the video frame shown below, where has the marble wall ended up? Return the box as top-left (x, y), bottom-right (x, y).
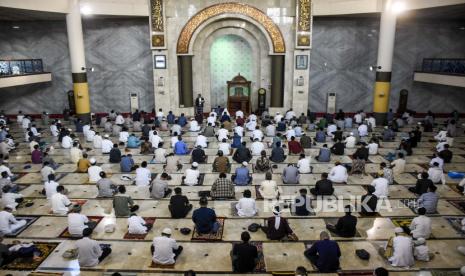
top-left (309, 17), bottom-right (465, 113)
top-left (0, 18), bottom-right (154, 114)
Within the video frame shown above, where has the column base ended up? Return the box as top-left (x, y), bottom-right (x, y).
top-left (76, 113), bottom-right (91, 124)
top-left (373, 112), bottom-right (387, 126)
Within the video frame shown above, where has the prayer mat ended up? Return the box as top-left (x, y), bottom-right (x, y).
top-left (282, 198), bottom-right (316, 216)
top-left (358, 211), bottom-right (380, 217)
top-left (255, 186), bottom-right (264, 200)
top-left (181, 173), bottom-right (205, 186)
top-left (59, 216), bottom-right (103, 238)
top-left (323, 218), bottom-right (362, 238)
top-left (5, 216), bottom-right (38, 237)
top-left (391, 217), bottom-right (412, 228)
top-left (2, 242), bottom-right (59, 271)
top-left (191, 217), bottom-right (225, 241)
top-left (447, 199), bottom-right (465, 214)
top-left (149, 261), bottom-right (175, 269)
top-left (123, 217), bottom-right (156, 240)
top-left (445, 216), bottom-right (465, 236)
top-left (230, 202), bottom-right (239, 216)
top-left (231, 241), bottom-right (266, 272)
top-left (338, 272), bottom-right (374, 276)
top-left (431, 270), bottom-right (462, 276)
top-left (447, 184), bottom-right (463, 195)
top-left (28, 273), bottom-right (63, 276)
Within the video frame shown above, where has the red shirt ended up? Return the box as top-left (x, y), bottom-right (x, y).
top-left (288, 141), bottom-right (303, 154)
top-left (236, 117), bottom-right (245, 126)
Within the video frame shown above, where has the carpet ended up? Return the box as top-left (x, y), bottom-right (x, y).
top-left (323, 218), bottom-right (362, 238)
top-left (231, 241), bottom-right (266, 272)
top-left (445, 216), bottom-right (465, 236)
top-left (4, 216), bottom-right (38, 237)
top-left (255, 186), bottom-right (264, 200)
top-left (181, 173), bottom-right (205, 186)
top-left (191, 217), bottom-right (225, 241)
top-left (230, 202), bottom-right (239, 216)
top-left (2, 242), bottom-right (59, 271)
top-left (447, 199), bottom-right (465, 214)
top-left (59, 216), bottom-right (103, 238)
top-left (448, 184), bottom-right (463, 195)
top-left (123, 217), bottom-right (156, 240)
top-left (391, 217), bottom-right (413, 228)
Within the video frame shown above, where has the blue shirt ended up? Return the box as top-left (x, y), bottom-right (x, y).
top-left (234, 167), bottom-right (250, 185)
top-left (306, 239), bottom-right (341, 272)
top-left (231, 135), bottom-right (242, 148)
top-left (192, 207), bottom-right (217, 234)
top-left (127, 136), bottom-right (140, 148)
top-left (120, 156), bottom-right (134, 172)
top-left (167, 113), bottom-right (175, 124)
top-left (178, 116), bottom-right (187, 127)
top-left (315, 131), bottom-right (326, 143)
top-left (174, 141), bottom-right (188, 155)
top-left (318, 148), bottom-right (331, 162)
top-left (276, 122), bottom-right (286, 131)
top-left (344, 118), bottom-right (352, 128)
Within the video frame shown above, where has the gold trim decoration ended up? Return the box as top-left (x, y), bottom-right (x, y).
top-left (176, 2), bottom-right (285, 54)
top-left (297, 0), bottom-right (311, 32)
top-left (150, 0), bottom-right (164, 32)
top-left (297, 34), bottom-right (311, 47)
top-left (152, 35), bottom-right (165, 47)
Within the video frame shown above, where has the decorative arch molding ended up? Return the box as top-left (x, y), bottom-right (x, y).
top-left (176, 2), bottom-right (286, 54)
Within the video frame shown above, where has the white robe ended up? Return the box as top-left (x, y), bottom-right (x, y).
top-left (389, 235), bottom-right (414, 267)
top-left (128, 215), bottom-right (147, 234)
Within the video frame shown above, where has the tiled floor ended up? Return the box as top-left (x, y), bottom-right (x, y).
top-left (2, 117), bottom-right (465, 275)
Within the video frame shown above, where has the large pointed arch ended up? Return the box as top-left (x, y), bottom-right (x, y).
top-left (176, 2), bottom-right (286, 54)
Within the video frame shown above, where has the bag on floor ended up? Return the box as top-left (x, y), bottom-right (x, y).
top-left (356, 249), bottom-right (370, 260)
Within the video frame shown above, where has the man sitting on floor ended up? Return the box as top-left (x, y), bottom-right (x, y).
top-left (0, 205), bottom-right (27, 235)
top-left (233, 162), bottom-right (252, 186)
top-left (360, 186), bottom-right (378, 216)
top-left (418, 185), bottom-right (439, 214)
top-left (304, 231), bottom-right (341, 273)
top-left (169, 187), bottom-right (192, 219)
top-left (282, 164), bottom-right (300, 184)
top-left (128, 209), bottom-right (152, 235)
top-left (409, 172), bottom-right (434, 195)
top-left (384, 227), bottom-right (414, 268)
top-left (192, 197), bottom-right (220, 234)
top-left (152, 228), bottom-right (183, 265)
top-left (75, 228), bottom-right (112, 267)
top-left (261, 206), bottom-right (294, 240)
top-left (292, 189), bottom-right (312, 216)
top-left (183, 162), bottom-right (200, 186)
top-left (326, 205), bottom-right (357, 237)
top-left (328, 162), bottom-right (348, 183)
top-left (402, 207), bottom-right (432, 239)
top-left (68, 205), bottom-right (97, 237)
top-left (211, 173), bottom-right (235, 199)
top-left (150, 173), bottom-right (172, 199)
top-left (310, 173), bottom-right (334, 196)
top-left (236, 189), bottom-right (257, 217)
top-left (231, 231), bottom-right (258, 273)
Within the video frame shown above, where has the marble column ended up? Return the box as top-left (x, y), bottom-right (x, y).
top-left (66, 0), bottom-right (91, 123)
top-left (373, 0), bottom-right (399, 125)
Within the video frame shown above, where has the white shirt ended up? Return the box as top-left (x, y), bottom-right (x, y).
top-left (86, 130), bottom-right (96, 142)
top-left (430, 157), bottom-right (444, 170)
top-left (274, 114), bottom-right (283, 123)
top-left (434, 130), bottom-right (447, 141)
top-left (236, 198), bottom-right (257, 217)
top-left (259, 180), bottom-right (279, 199)
top-left (128, 215), bottom-right (147, 234)
top-left (2, 193), bottom-right (22, 210)
top-left (328, 165), bottom-right (348, 183)
top-left (235, 110), bottom-right (244, 118)
top-left (62, 136), bottom-right (72, 149)
top-left (234, 126), bottom-right (244, 137)
top-left (368, 143), bottom-right (378, 155)
top-left (189, 121), bottom-right (200, 131)
top-left (88, 165), bottom-right (103, 183)
top-left (245, 120), bottom-right (257, 131)
top-left (354, 114), bottom-right (362, 124)
top-left (135, 167), bottom-right (151, 186)
top-left (248, 114), bottom-right (257, 122)
top-left (218, 142), bottom-right (231, 156)
top-left (345, 136), bottom-right (356, 148)
top-left (389, 235), bottom-right (414, 267)
top-left (154, 148), bottom-right (167, 163)
top-left (152, 236), bottom-right (179, 264)
top-left (150, 135), bottom-right (163, 149)
top-left (119, 131), bottom-right (129, 143)
top-left (427, 167), bottom-right (445, 185)
top-left (93, 135), bottom-right (102, 149)
top-left (217, 128), bottom-right (229, 141)
top-left (252, 129), bottom-right (264, 141)
top-left (115, 115), bottom-right (125, 125)
top-left (82, 125), bottom-right (90, 137)
top-left (41, 166), bottom-right (55, 182)
top-left (392, 159), bottom-right (406, 175)
top-left (410, 215), bottom-right (432, 239)
top-left (367, 117), bottom-right (376, 128)
top-left (358, 124), bottom-right (368, 136)
top-left (327, 124), bottom-right (337, 136)
top-left (297, 158), bottom-right (311, 173)
top-left (51, 193), bottom-right (71, 215)
top-left (0, 211), bottom-right (20, 233)
top-left (16, 115), bottom-right (24, 123)
top-left (184, 168), bottom-right (200, 186)
top-left (195, 135), bottom-right (207, 148)
top-left (22, 118), bottom-right (30, 129)
top-left (156, 111), bottom-right (164, 118)
top-left (101, 139), bottom-right (113, 153)
top-left (371, 177), bottom-right (389, 198)
top-left (285, 111), bottom-right (296, 120)
top-left (68, 213), bottom-right (89, 236)
top-left (170, 136), bottom-right (178, 148)
top-left (70, 147), bottom-right (82, 164)
top-left (76, 237), bottom-right (102, 267)
top-left (266, 125), bottom-right (276, 137)
top-left (285, 129), bottom-right (296, 141)
top-left (207, 116), bottom-right (216, 125)
top-left (0, 165), bottom-right (12, 177)
top-left (50, 125), bottom-right (59, 136)
top-left (251, 141), bottom-right (265, 156)
top-left (44, 180), bottom-right (59, 199)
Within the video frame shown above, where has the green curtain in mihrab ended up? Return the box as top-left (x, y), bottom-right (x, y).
top-left (210, 34), bottom-right (252, 108)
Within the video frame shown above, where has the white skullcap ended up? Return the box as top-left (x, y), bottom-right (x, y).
top-left (242, 161), bottom-right (248, 166)
top-left (394, 227), bottom-right (403, 233)
top-left (89, 158), bottom-right (96, 164)
top-left (104, 134), bottom-right (109, 138)
top-left (192, 162), bottom-right (199, 167)
top-left (162, 228), bottom-right (172, 235)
